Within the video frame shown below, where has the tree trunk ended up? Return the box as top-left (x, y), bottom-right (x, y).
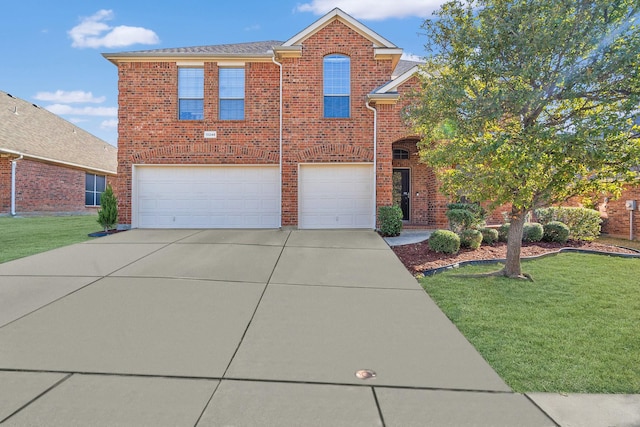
top-left (503, 208), bottom-right (527, 278)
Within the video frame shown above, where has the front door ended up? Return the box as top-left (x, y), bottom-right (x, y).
top-left (392, 169), bottom-right (410, 221)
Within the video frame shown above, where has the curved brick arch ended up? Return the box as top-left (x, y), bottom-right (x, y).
top-left (131, 143), bottom-right (278, 163)
top-left (295, 144), bottom-right (374, 162)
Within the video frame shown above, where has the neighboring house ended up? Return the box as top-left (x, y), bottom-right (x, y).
top-left (0, 90), bottom-right (117, 216)
top-left (104, 8), bottom-right (451, 230)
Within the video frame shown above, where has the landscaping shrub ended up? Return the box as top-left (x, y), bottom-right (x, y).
top-left (428, 229), bottom-right (461, 254)
top-left (498, 223), bottom-right (510, 242)
top-left (460, 229), bottom-right (483, 249)
top-left (522, 222), bottom-right (544, 242)
top-left (542, 221), bottom-right (570, 243)
top-left (446, 208), bottom-right (475, 233)
top-left (478, 227), bottom-right (499, 245)
top-left (445, 202), bottom-right (487, 233)
top-left (97, 185), bottom-right (118, 232)
top-left (378, 205), bottom-right (403, 237)
top-left (535, 207), bottom-right (601, 241)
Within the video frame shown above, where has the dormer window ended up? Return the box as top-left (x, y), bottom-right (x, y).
top-left (323, 54), bottom-right (350, 118)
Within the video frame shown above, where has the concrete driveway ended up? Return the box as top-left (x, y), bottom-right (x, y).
top-left (0, 229), bottom-right (555, 426)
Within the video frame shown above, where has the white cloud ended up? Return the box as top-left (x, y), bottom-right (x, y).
top-left (296, 0), bottom-right (440, 20)
top-left (401, 52), bottom-right (425, 62)
top-left (69, 9), bottom-right (159, 48)
top-left (34, 90), bottom-right (105, 104)
top-left (100, 119), bottom-right (118, 129)
top-left (244, 24), bottom-right (261, 32)
top-left (45, 104), bottom-right (118, 117)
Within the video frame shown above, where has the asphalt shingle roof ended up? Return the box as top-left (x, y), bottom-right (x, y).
top-left (0, 91), bottom-right (117, 174)
top-left (110, 41), bottom-right (284, 57)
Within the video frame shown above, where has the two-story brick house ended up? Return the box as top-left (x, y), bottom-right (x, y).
top-left (104, 8), bottom-right (449, 230)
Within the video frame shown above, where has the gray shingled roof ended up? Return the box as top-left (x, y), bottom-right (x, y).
top-left (0, 91), bottom-right (117, 174)
top-left (392, 59), bottom-right (423, 79)
top-left (109, 41), bottom-right (284, 57)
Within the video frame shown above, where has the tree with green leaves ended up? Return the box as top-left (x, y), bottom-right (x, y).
top-left (97, 184), bottom-right (118, 232)
top-left (409, 0), bottom-right (640, 279)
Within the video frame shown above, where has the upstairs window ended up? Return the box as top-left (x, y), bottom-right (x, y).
top-left (393, 149), bottom-right (410, 159)
top-left (219, 68), bottom-right (245, 120)
top-left (323, 54), bottom-right (350, 118)
top-left (178, 68), bottom-right (204, 120)
top-left (85, 173), bottom-right (106, 206)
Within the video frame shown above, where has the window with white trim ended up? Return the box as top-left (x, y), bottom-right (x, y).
top-left (219, 68), bottom-right (245, 120)
top-left (323, 54), bottom-right (350, 118)
top-left (178, 68), bottom-right (204, 120)
top-left (85, 173), bottom-right (106, 206)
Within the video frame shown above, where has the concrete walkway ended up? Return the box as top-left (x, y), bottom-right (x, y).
top-left (0, 229), bottom-right (571, 425)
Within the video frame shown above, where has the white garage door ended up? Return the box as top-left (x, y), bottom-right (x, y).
top-left (299, 164), bottom-right (374, 229)
top-left (134, 165), bottom-right (280, 228)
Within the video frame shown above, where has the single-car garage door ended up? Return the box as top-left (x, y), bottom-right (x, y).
top-left (133, 165), bottom-right (280, 228)
top-left (299, 163), bottom-right (374, 229)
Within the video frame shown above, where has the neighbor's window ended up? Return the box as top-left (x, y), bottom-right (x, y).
top-left (219, 68), bottom-right (245, 120)
top-left (393, 149), bottom-right (410, 159)
top-left (178, 68), bottom-right (204, 120)
top-left (323, 54), bottom-right (350, 118)
top-left (85, 173), bottom-right (106, 206)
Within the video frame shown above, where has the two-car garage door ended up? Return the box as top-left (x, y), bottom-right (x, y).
top-left (133, 166), bottom-right (280, 228)
top-left (133, 164), bottom-right (374, 229)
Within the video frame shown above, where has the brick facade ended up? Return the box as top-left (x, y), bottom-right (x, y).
top-left (110, 13), bottom-right (448, 229)
top-left (598, 185), bottom-right (640, 240)
top-left (0, 158), bottom-right (110, 215)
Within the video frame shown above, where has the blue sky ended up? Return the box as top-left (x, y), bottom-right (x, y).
top-left (2, 1), bottom-right (445, 146)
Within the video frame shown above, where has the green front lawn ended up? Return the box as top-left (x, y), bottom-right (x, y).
top-left (0, 215), bottom-right (100, 263)
top-left (421, 253), bottom-right (640, 393)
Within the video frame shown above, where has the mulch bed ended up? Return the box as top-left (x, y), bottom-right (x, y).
top-left (392, 239), bottom-right (640, 274)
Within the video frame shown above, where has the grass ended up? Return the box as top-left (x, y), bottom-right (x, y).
top-left (421, 253), bottom-right (640, 394)
top-left (0, 215), bottom-right (100, 263)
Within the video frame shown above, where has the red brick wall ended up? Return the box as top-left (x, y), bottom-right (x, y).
top-left (598, 185), bottom-right (640, 240)
top-left (115, 19), bottom-right (416, 228)
top-left (116, 61), bottom-right (281, 225)
top-left (0, 159), bottom-right (11, 213)
top-left (0, 159), bottom-right (107, 215)
top-left (280, 20), bottom-right (393, 226)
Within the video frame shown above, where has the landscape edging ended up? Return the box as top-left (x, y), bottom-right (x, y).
top-left (421, 246), bottom-right (640, 277)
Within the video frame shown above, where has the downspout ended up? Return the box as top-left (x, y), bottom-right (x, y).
top-left (272, 54), bottom-right (283, 228)
top-left (10, 155), bottom-right (23, 216)
top-left (365, 98), bottom-right (377, 230)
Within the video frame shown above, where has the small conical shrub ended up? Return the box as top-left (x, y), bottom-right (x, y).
top-left (97, 184), bottom-right (118, 232)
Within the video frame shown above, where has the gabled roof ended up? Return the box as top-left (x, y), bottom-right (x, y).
top-left (0, 91), bottom-right (117, 174)
top-left (283, 8), bottom-right (397, 48)
top-left (104, 8), bottom-right (403, 67)
top-left (368, 60), bottom-right (422, 104)
top-left (104, 41), bottom-right (283, 64)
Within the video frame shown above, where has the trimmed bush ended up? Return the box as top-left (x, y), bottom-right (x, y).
top-left (479, 227), bottom-right (499, 245)
top-left (446, 208), bottom-right (475, 233)
top-left (498, 223), bottom-right (510, 242)
top-left (522, 222), bottom-right (544, 242)
top-left (446, 202), bottom-right (487, 233)
top-left (543, 221), bottom-right (570, 243)
top-left (535, 207), bottom-right (601, 241)
top-left (460, 229), bottom-right (483, 249)
top-left (378, 205), bottom-right (403, 237)
top-left (428, 229), bottom-right (461, 254)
